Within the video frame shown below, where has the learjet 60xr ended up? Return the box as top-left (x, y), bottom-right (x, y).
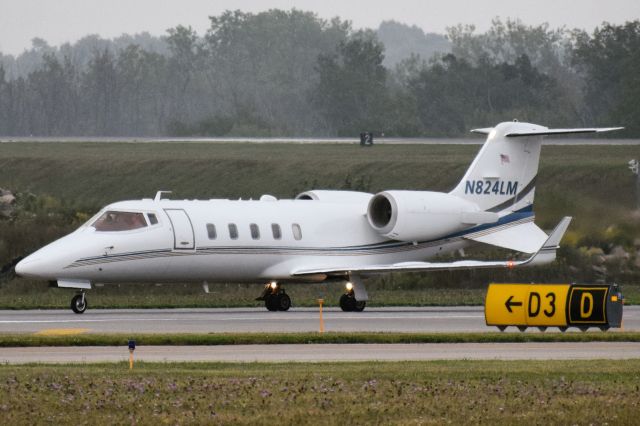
top-left (15, 121), bottom-right (622, 313)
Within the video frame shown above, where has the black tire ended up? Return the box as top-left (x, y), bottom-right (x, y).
top-left (339, 293), bottom-right (355, 312)
top-left (277, 293), bottom-right (291, 311)
top-left (71, 294), bottom-right (87, 314)
top-left (354, 300), bottom-right (366, 312)
top-left (265, 294), bottom-right (279, 311)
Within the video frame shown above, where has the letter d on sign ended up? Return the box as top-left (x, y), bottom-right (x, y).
top-left (580, 292), bottom-right (594, 318)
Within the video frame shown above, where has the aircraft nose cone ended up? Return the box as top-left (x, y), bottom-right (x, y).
top-left (15, 256), bottom-right (45, 279)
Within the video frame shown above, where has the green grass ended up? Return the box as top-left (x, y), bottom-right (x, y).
top-left (2, 331), bottom-right (640, 347)
top-left (1, 360), bottom-right (639, 424)
top-left (0, 142), bottom-right (637, 233)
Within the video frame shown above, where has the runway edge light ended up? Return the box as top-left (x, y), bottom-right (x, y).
top-left (485, 283), bottom-right (624, 332)
top-left (128, 339), bottom-right (136, 369)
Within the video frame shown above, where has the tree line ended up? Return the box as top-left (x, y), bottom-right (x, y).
top-left (0, 10), bottom-right (638, 137)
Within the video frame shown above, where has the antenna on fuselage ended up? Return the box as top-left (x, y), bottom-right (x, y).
top-left (154, 191), bottom-right (172, 202)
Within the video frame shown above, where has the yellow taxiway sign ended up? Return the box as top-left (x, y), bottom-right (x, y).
top-left (485, 283), bottom-right (623, 331)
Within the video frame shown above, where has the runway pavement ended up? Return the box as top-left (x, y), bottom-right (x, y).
top-left (0, 306), bottom-right (639, 334)
top-left (1, 342), bottom-right (639, 363)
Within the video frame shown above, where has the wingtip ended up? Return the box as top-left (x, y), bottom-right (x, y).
top-left (543, 216), bottom-right (572, 249)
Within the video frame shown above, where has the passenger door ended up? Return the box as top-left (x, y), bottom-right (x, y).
top-left (164, 209), bottom-right (195, 250)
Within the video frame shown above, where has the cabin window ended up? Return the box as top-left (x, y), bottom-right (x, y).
top-left (92, 211), bottom-right (147, 232)
top-left (228, 223), bottom-right (238, 240)
top-left (271, 223), bottom-right (282, 240)
top-left (207, 223), bottom-right (217, 240)
top-left (250, 223), bottom-right (260, 240)
top-left (292, 223), bottom-right (302, 240)
top-left (147, 213), bottom-right (158, 225)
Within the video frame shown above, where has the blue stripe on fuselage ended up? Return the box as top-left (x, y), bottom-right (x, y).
top-left (68, 206), bottom-right (535, 266)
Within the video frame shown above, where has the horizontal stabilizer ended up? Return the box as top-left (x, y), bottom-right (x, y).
top-left (470, 127), bottom-right (493, 135)
top-left (463, 221), bottom-right (548, 253)
top-left (292, 217), bottom-right (572, 277)
top-left (506, 127), bottom-right (623, 137)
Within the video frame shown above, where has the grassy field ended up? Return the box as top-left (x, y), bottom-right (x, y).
top-left (1, 360), bottom-right (639, 424)
top-left (1, 141), bottom-right (640, 308)
top-left (1, 331), bottom-right (639, 347)
top-left (0, 142), bottom-right (637, 232)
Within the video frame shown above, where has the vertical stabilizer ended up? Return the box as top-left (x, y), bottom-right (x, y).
top-left (450, 121), bottom-right (544, 215)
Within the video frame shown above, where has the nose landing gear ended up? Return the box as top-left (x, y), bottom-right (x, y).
top-left (256, 282), bottom-right (291, 311)
top-left (71, 292), bottom-right (87, 314)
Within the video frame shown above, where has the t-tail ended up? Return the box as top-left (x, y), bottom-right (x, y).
top-left (448, 121), bottom-right (622, 254)
top-left (450, 121), bottom-right (623, 216)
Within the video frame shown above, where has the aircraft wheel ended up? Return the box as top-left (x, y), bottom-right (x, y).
top-left (354, 300), bottom-right (366, 312)
top-left (277, 293), bottom-right (291, 311)
top-left (71, 294), bottom-right (87, 314)
top-left (265, 294), bottom-right (279, 311)
top-left (339, 294), bottom-right (355, 312)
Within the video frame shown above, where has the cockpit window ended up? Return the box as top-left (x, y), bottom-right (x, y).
top-left (147, 213), bottom-right (158, 225)
top-left (92, 211), bottom-right (148, 232)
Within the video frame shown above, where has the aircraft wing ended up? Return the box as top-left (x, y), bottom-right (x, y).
top-left (292, 217), bottom-right (571, 277)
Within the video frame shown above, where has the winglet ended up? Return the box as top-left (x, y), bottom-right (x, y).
top-left (543, 216), bottom-right (572, 249)
top-left (524, 216), bottom-right (572, 266)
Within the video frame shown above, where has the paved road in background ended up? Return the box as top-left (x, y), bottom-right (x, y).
top-left (0, 306), bottom-right (638, 334)
top-left (1, 342), bottom-right (639, 363)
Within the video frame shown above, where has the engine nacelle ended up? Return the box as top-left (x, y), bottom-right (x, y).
top-left (366, 190), bottom-right (498, 241)
top-left (296, 190), bottom-right (372, 203)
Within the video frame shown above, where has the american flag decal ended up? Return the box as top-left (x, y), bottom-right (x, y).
top-left (500, 154), bottom-right (510, 164)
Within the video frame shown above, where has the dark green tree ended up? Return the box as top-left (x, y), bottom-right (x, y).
top-left (313, 30), bottom-right (388, 136)
top-left (572, 21), bottom-right (640, 133)
top-left (83, 49), bottom-right (119, 135)
top-left (203, 9), bottom-right (349, 135)
top-left (403, 53), bottom-right (567, 136)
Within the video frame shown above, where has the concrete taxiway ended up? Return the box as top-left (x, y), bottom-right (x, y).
top-left (0, 306), bottom-right (638, 334)
top-left (1, 342), bottom-right (639, 364)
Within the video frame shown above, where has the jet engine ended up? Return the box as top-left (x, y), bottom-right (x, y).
top-left (295, 190), bottom-right (372, 203)
top-left (366, 190), bottom-right (498, 242)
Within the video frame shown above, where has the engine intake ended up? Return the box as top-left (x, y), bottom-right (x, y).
top-left (366, 191), bottom-right (497, 242)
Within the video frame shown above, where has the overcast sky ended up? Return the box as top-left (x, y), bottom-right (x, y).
top-left (1, 0), bottom-right (639, 55)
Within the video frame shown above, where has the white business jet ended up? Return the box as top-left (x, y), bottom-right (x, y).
top-left (15, 121), bottom-right (622, 313)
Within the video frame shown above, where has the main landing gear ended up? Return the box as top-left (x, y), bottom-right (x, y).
top-left (70, 292), bottom-right (87, 314)
top-left (256, 282), bottom-right (291, 311)
top-left (339, 281), bottom-right (366, 312)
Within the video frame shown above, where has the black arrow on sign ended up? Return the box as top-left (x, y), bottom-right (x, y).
top-left (505, 295), bottom-right (523, 313)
